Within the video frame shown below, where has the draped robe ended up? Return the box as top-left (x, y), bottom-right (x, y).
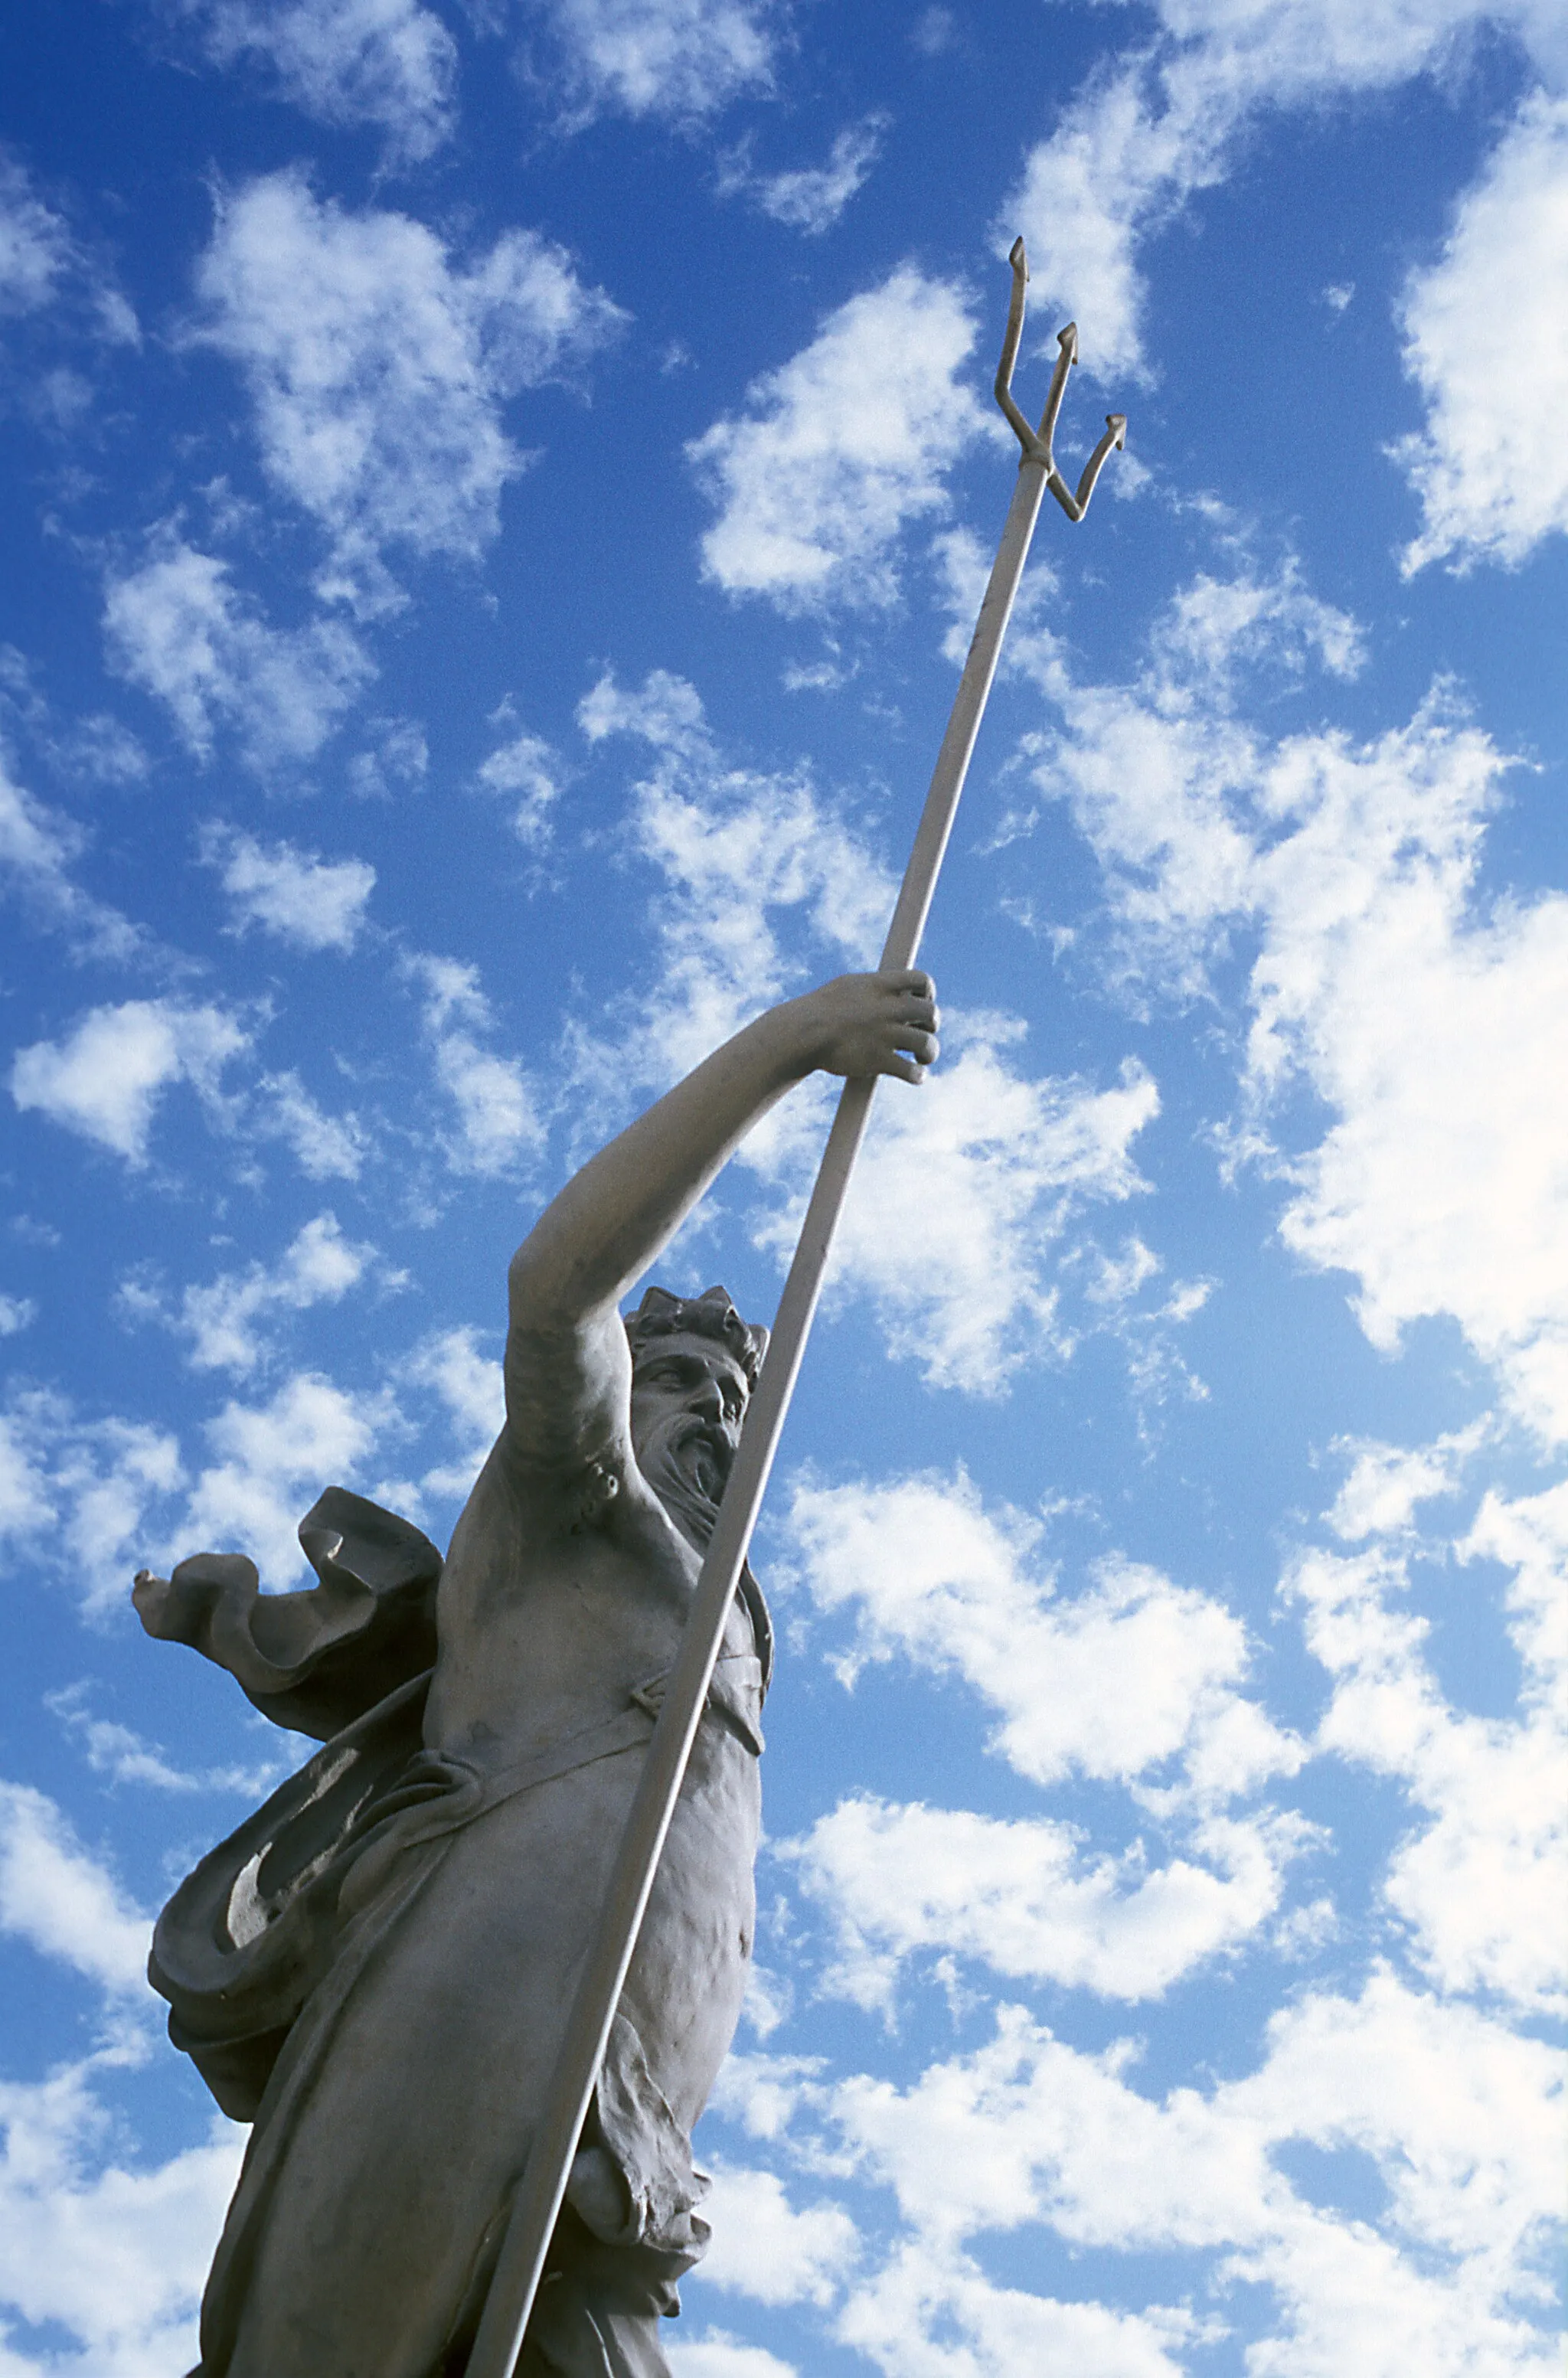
top-left (138, 1456), bottom-right (769, 2378)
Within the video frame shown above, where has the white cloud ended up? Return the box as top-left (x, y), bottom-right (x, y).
top-left (347, 714), bottom-right (427, 799)
top-left (194, 169), bottom-right (625, 608)
top-left (787, 1794), bottom-right (1304, 2007)
top-left (122, 1211), bottom-right (377, 1375)
top-left (836, 2249), bottom-right (1196, 2378)
top-left (0, 149), bottom-right (136, 346)
top-left (535, 0), bottom-right (776, 127)
top-left (574, 667), bottom-right (893, 1092)
top-left (1326, 1424), bottom-right (1485, 1540)
top-left (10, 998), bottom-right (249, 1165)
top-left (0, 2054), bottom-right (239, 2378)
top-left (780, 1468), bottom-right (1301, 1801)
top-left (796, 1027), bottom-right (1159, 1393)
top-left (0, 153), bottom-right (73, 317)
top-left (1246, 706), bottom-right (1568, 1443)
top-left (577, 671), bottom-right (1166, 1390)
top-left (1040, 565), bottom-right (1568, 1441)
top-left (0, 1293), bottom-right (36, 1337)
top-left (999, 0), bottom-right (1568, 382)
top-left (724, 116), bottom-right (887, 236)
top-left (201, 823), bottom-right (376, 951)
top-left (168, 0), bottom-right (459, 162)
top-left (0, 756), bottom-right (142, 962)
top-left (688, 266), bottom-right (994, 610)
top-left (1002, 58), bottom-right (1233, 384)
top-left (805, 1973), bottom-right (1564, 2378)
top-left (476, 703), bottom-right (563, 845)
top-left (0, 1784), bottom-right (149, 1994)
top-left (178, 1367), bottom-right (394, 1586)
top-left (669, 2337), bottom-right (799, 2378)
top-left (1288, 1498), bottom-right (1568, 2013)
top-left (403, 1324), bottom-right (505, 1497)
top-left (1394, 93), bottom-right (1568, 573)
top-left (697, 2165), bottom-right (858, 2306)
top-left (46, 1681), bottom-right (280, 1796)
top-left (253, 1070), bottom-right (370, 1181)
top-left (406, 953), bottom-right (546, 1174)
top-left (1, 1344), bottom-right (403, 1612)
top-left (0, 1388), bottom-right (185, 1612)
top-left (104, 534), bottom-right (374, 769)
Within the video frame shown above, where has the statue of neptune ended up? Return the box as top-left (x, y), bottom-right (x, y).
top-left (134, 969), bottom-right (939, 2378)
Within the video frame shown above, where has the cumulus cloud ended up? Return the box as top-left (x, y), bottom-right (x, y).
top-left (0, 1783), bottom-right (149, 1994)
top-left (577, 668), bottom-right (1168, 1385)
top-left (0, 152), bottom-right (76, 318)
top-left (999, 0), bottom-right (1568, 382)
top-left (688, 266), bottom-right (994, 610)
top-left (406, 952), bottom-right (547, 1175)
top-left (668, 2337), bottom-right (800, 2378)
top-left (1326, 1424), bottom-right (1486, 1540)
top-left (1393, 93), bottom-right (1568, 573)
top-left (403, 1324), bottom-right (505, 1498)
top-left (119, 1211), bottom-right (378, 1375)
top-left (789, 1025), bottom-right (1160, 1393)
top-left (348, 714), bottom-right (428, 799)
top-left (10, 998), bottom-right (249, 1164)
top-left (253, 1069), bottom-right (371, 1181)
top-left (1288, 1494), bottom-right (1568, 2013)
top-left (165, 0), bottom-right (459, 162)
top-left (0, 2053), bottom-right (240, 2376)
top-left (1037, 561), bottom-right (1568, 1440)
top-left (574, 666), bottom-right (893, 1091)
top-left (194, 169), bottom-right (625, 608)
top-left (780, 1468), bottom-right (1301, 1801)
top-left (104, 534), bottom-right (374, 769)
top-left (201, 822), bottom-right (376, 951)
top-left (47, 1680), bottom-right (281, 1796)
top-left (0, 754), bottom-right (142, 962)
top-left (0, 1387), bottom-right (186, 1610)
top-left (476, 701), bottom-right (563, 845)
top-left (697, 2165), bottom-right (858, 2306)
top-left (0, 1775), bottom-right (240, 2372)
top-left (531, 0), bottom-right (776, 127)
top-left (787, 1794), bottom-right (1304, 2007)
top-left (799, 1972), bottom-right (1564, 2378)
top-left (721, 116), bottom-right (887, 235)
top-left (177, 1367), bottom-right (395, 1586)
top-left (0, 148), bottom-right (136, 347)
top-left (2, 1352), bottom-right (401, 1612)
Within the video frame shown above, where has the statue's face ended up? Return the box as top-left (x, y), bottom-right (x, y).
top-left (629, 1338), bottom-right (751, 1523)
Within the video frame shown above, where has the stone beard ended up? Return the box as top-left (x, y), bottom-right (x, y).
top-left (137, 1282), bottom-right (772, 2378)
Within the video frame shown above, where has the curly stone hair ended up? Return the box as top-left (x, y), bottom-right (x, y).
top-left (623, 1283), bottom-right (768, 1389)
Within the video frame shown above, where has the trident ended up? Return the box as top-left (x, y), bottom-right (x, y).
top-left (467, 237), bottom-right (1125, 2378)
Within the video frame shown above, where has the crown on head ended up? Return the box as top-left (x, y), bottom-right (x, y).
top-left (625, 1284), bottom-right (769, 1389)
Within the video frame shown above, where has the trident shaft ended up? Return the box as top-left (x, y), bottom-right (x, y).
top-left (466, 237), bottom-right (1125, 2378)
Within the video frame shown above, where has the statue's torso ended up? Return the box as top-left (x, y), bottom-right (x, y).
top-left (423, 1431), bottom-right (759, 1769)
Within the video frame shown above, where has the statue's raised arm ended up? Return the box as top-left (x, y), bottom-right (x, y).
top-left (498, 969), bottom-right (939, 1520)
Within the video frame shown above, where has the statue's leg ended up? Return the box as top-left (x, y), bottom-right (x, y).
top-left (210, 1767), bottom-right (625, 2378)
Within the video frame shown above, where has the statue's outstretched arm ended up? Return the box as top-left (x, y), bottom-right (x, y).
top-left (501, 970), bottom-right (938, 1492)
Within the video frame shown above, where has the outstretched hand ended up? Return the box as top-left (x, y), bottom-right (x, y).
top-left (784, 970), bottom-right (939, 1086)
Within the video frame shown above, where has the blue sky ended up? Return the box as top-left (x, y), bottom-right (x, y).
top-left (1, 2), bottom-right (1564, 2373)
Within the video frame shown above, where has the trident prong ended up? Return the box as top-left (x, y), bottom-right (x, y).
top-left (995, 235), bottom-right (1126, 522)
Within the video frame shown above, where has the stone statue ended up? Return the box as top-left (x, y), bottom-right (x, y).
top-left (133, 969), bottom-right (939, 2378)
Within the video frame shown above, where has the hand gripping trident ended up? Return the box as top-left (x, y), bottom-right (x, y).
top-left (466, 239), bottom-right (1125, 2378)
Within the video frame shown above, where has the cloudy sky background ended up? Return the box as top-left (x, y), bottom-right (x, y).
top-left (1, 2), bottom-right (1564, 2373)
